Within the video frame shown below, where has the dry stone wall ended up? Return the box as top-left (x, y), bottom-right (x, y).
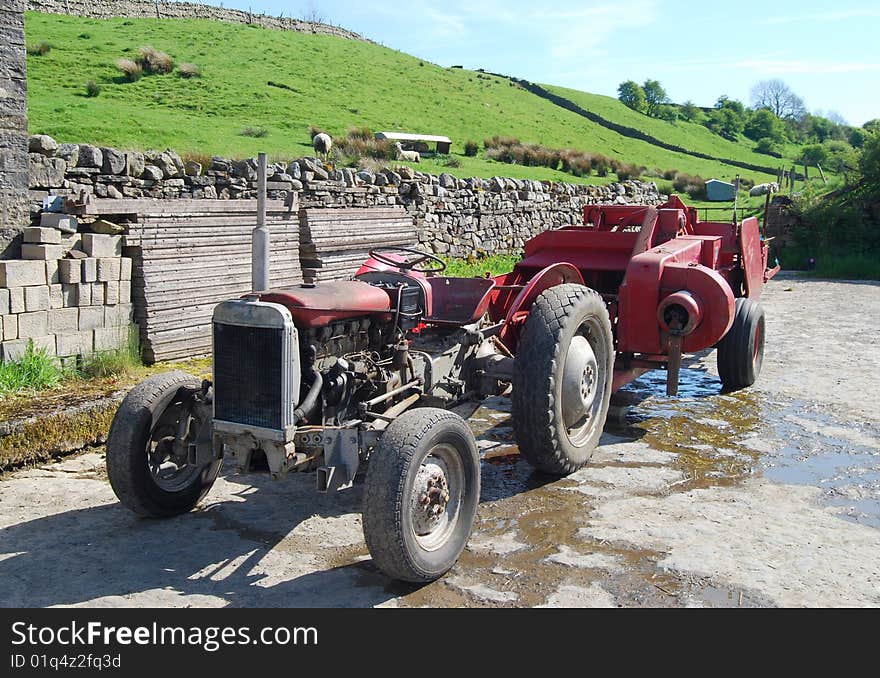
top-left (27, 137), bottom-right (666, 259)
top-left (26, 1), bottom-right (367, 41)
top-left (0, 0), bottom-right (29, 256)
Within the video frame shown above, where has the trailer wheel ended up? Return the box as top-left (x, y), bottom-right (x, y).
top-left (107, 371), bottom-right (221, 518)
top-left (716, 297), bottom-right (765, 390)
top-left (362, 408), bottom-right (480, 583)
top-left (512, 283), bottom-right (614, 475)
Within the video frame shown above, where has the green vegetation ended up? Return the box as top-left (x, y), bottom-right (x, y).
top-left (25, 12), bottom-right (777, 186)
top-left (0, 342), bottom-right (65, 398)
top-left (443, 254), bottom-right (520, 277)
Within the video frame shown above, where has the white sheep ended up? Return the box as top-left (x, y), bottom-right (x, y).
top-left (312, 132), bottom-right (332, 161)
top-left (394, 141), bottom-right (420, 163)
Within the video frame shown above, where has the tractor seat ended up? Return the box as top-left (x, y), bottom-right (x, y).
top-left (424, 276), bottom-right (496, 325)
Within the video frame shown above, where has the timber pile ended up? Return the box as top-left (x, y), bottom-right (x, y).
top-left (298, 207), bottom-right (417, 282)
top-left (122, 201), bottom-right (302, 362)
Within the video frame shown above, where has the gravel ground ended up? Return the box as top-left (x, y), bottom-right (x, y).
top-left (1, 276), bottom-right (878, 608)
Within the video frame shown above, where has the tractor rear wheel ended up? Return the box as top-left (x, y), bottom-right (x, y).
top-left (362, 408), bottom-right (480, 583)
top-left (717, 297), bottom-right (765, 390)
top-left (512, 283), bottom-right (614, 475)
top-left (107, 371), bottom-right (221, 518)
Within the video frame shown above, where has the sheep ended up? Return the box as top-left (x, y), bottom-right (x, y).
top-left (394, 141), bottom-right (420, 163)
top-left (312, 132), bottom-right (332, 162)
top-left (748, 182), bottom-right (779, 197)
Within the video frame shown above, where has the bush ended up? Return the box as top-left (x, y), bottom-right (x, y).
top-left (755, 137), bottom-right (782, 157)
top-left (463, 140), bottom-right (479, 157)
top-left (484, 135), bottom-right (520, 149)
top-left (615, 163), bottom-right (643, 181)
top-left (240, 126), bottom-right (269, 138)
top-left (334, 130), bottom-right (396, 162)
top-left (76, 326), bottom-right (141, 379)
top-left (178, 62), bottom-right (201, 79)
top-left (347, 126), bottom-right (374, 141)
top-left (136, 45), bottom-right (174, 75)
top-left (443, 155), bottom-right (462, 168)
top-left (115, 58), bottom-right (143, 82)
top-left (672, 172), bottom-right (706, 199)
top-left (84, 80), bottom-right (101, 98)
top-left (27, 42), bottom-right (52, 56)
top-left (662, 168), bottom-right (678, 180)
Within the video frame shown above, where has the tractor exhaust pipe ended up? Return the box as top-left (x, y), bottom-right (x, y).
top-left (252, 152), bottom-right (270, 292)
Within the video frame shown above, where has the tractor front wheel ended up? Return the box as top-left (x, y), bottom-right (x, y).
top-left (716, 297), bottom-right (765, 390)
top-left (107, 371), bottom-right (221, 518)
top-left (512, 283), bottom-right (614, 475)
top-left (362, 408), bottom-right (480, 583)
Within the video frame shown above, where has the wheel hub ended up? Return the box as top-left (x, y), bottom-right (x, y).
top-left (562, 335), bottom-right (599, 428)
top-left (412, 462), bottom-right (451, 535)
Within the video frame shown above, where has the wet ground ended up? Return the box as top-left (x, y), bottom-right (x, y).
top-left (1, 276), bottom-right (878, 607)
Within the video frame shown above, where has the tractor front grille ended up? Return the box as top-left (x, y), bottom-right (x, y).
top-left (214, 323), bottom-right (286, 430)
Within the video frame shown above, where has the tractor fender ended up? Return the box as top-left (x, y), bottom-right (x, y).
top-left (498, 262), bottom-right (584, 352)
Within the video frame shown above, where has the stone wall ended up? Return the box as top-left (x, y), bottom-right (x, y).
top-left (27, 137), bottom-right (666, 259)
top-left (26, 0), bottom-right (368, 42)
top-left (0, 0), bottom-right (29, 257)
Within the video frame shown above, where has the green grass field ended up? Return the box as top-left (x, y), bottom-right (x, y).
top-left (25, 12), bottom-right (783, 186)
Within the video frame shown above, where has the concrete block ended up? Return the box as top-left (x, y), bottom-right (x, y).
top-left (104, 280), bottom-right (120, 305)
top-left (21, 244), bottom-right (66, 261)
top-left (94, 326), bottom-right (129, 351)
top-left (2, 336), bottom-right (56, 362)
top-left (0, 260), bottom-right (47, 287)
top-left (49, 284), bottom-right (63, 309)
top-left (81, 258), bottom-right (97, 282)
top-left (60, 284), bottom-right (76, 307)
top-left (60, 233), bottom-right (82, 253)
top-left (56, 331), bottom-right (93, 357)
top-left (58, 259), bottom-right (81, 284)
top-left (97, 258), bottom-right (121, 282)
top-left (9, 287), bottom-right (25, 314)
top-left (105, 304), bottom-right (133, 327)
top-left (45, 259), bottom-right (60, 284)
top-left (17, 311), bottom-right (49, 339)
top-left (120, 257), bottom-right (132, 281)
top-left (119, 280), bottom-right (132, 304)
top-left (48, 307), bottom-right (79, 333)
top-left (2, 315), bottom-right (17, 341)
top-left (92, 282), bottom-right (105, 306)
top-left (40, 212), bottom-right (78, 233)
top-left (78, 305), bottom-right (104, 331)
top-left (0, 289), bottom-right (8, 315)
top-left (24, 227), bottom-right (62, 244)
top-left (74, 283), bottom-right (92, 307)
top-left (24, 285), bottom-right (50, 312)
top-left (82, 233), bottom-right (122, 258)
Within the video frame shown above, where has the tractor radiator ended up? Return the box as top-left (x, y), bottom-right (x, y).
top-left (212, 299), bottom-right (300, 439)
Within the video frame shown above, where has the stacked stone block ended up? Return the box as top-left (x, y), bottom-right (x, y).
top-left (0, 230), bottom-right (133, 363)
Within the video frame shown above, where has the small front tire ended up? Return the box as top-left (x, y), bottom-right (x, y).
top-left (107, 371), bottom-right (220, 518)
top-left (716, 297), bottom-right (765, 390)
top-left (362, 408), bottom-right (480, 583)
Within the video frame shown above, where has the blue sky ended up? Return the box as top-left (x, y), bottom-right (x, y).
top-left (202, 0), bottom-right (877, 125)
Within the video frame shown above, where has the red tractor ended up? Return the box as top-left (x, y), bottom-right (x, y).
top-left (107, 194), bottom-right (777, 582)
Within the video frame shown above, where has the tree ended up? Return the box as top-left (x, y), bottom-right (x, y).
top-left (642, 79), bottom-right (670, 117)
top-left (617, 80), bottom-right (647, 113)
top-left (706, 107), bottom-right (744, 140)
top-left (755, 137), bottom-right (782, 157)
top-left (849, 127), bottom-right (868, 148)
top-left (680, 100), bottom-right (702, 122)
top-left (860, 133), bottom-right (880, 186)
top-left (744, 108), bottom-right (784, 143)
top-left (656, 105), bottom-right (679, 123)
top-left (863, 119), bottom-right (880, 134)
top-left (750, 79), bottom-right (806, 120)
top-left (800, 143), bottom-right (828, 166)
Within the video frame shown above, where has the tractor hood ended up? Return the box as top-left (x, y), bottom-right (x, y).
top-left (260, 280), bottom-right (392, 328)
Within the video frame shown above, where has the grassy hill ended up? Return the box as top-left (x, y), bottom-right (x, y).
top-left (24, 11), bottom-right (786, 193)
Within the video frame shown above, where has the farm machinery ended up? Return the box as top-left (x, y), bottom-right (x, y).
top-left (107, 191), bottom-right (778, 583)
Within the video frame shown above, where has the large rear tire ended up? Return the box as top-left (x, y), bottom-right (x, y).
top-left (362, 408), bottom-right (480, 583)
top-left (107, 371), bottom-right (221, 518)
top-left (716, 297), bottom-right (765, 390)
top-left (512, 283), bottom-right (614, 475)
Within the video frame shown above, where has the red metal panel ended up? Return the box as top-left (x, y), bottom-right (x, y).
top-left (739, 217), bottom-right (764, 298)
top-left (261, 281), bottom-right (392, 327)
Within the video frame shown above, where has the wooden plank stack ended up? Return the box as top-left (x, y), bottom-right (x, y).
top-left (125, 203), bottom-right (302, 362)
top-left (298, 207), bottom-right (417, 282)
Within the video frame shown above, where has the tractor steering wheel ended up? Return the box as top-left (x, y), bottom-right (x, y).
top-left (368, 246), bottom-right (447, 273)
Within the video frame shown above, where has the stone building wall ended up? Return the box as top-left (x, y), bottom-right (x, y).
top-left (26, 0), bottom-right (368, 41)
top-left (0, 0), bottom-right (29, 257)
